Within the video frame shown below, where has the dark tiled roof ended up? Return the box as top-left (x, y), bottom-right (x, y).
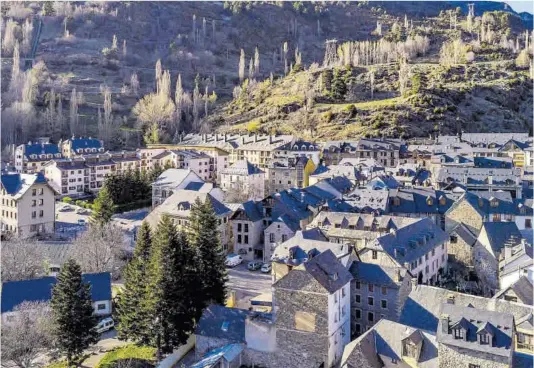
top-left (69, 138), bottom-right (103, 150)
top-left (480, 222), bottom-right (523, 254)
top-left (1, 273), bottom-right (111, 313)
top-left (1, 173), bottom-right (48, 197)
top-left (195, 305), bottom-right (257, 342)
top-left (437, 304), bottom-right (514, 357)
top-left (450, 223), bottom-right (478, 246)
top-left (25, 143), bottom-right (60, 156)
top-left (232, 200), bottom-right (263, 222)
top-left (221, 160), bottom-right (263, 175)
top-left (304, 249), bottom-right (353, 293)
top-left (494, 276), bottom-right (533, 306)
top-left (183, 181), bottom-right (205, 191)
top-left (349, 262), bottom-right (407, 288)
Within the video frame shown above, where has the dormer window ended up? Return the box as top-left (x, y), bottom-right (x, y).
top-left (439, 196), bottom-right (446, 206)
top-left (99, 148), bottom-right (104, 152)
top-left (77, 149), bottom-right (83, 153)
top-left (453, 328), bottom-right (464, 340)
top-left (478, 198), bottom-right (484, 208)
top-left (426, 196), bottom-right (433, 206)
top-left (92, 148), bottom-right (97, 152)
top-left (490, 198), bottom-right (498, 208)
top-left (40, 154), bottom-right (46, 159)
top-left (401, 329), bottom-right (423, 362)
top-left (393, 197), bottom-right (400, 206)
top-left (479, 332), bottom-right (490, 345)
top-left (30, 154), bottom-right (37, 159)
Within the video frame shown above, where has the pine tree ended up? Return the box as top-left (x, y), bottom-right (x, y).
top-left (188, 198), bottom-right (228, 315)
top-left (146, 215), bottom-right (198, 356)
top-left (90, 187), bottom-right (116, 226)
top-left (116, 221), bottom-right (153, 344)
top-left (50, 259), bottom-right (98, 365)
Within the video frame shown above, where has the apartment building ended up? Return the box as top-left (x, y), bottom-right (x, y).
top-left (14, 138), bottom-right (62, 173)
top-left (60, 137), bottom-right (104, 158)
top-left (220, 160), bottom-right (265, 200)
top-left (1, 172), bottom-right (56, 238)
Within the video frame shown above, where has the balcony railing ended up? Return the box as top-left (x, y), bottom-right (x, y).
top-left (517, 342), bottom-right (533, 351)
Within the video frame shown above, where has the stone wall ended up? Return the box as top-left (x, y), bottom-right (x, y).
top-left (195, 335), bottom-right (234, 359)
top-left (445, 200), bottom-right (483, 236)
top-left (447, 233), bottom-right (474, 268)
top-left (438, 343), bottom-right (510, 368)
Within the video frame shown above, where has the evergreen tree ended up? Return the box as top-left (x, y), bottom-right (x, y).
top-left (116, 221), bottom-right (153, 344)
top-left (90, 186), bottom-right (116, 226)
top-left (331, 68), bottom-right (347, 100)
top-left (146, 215), bottom-right (198, 356)
top-left (188, 198), bottom-right (228, 315)
top-left (50, 259), bottom-right (98, 365)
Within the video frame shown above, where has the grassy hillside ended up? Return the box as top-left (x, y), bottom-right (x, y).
top-left (0, 1), bottom-right (531, 149)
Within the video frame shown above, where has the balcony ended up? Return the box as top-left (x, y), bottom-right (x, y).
top-left (517, 342), bottom-right (533, 351)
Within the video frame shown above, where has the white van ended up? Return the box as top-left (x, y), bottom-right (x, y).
top-left (226, 254), bottom-right (243, 267)
top-left (96, 317), bottom-right (114, 334)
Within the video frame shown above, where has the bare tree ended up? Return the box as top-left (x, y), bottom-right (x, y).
top-left (369, 68), bottom-right (375, 99)
top-left (224, 181), bottom-right (263, 203)
top-left (133, 93), bottom-right (175, 138)
top-left (130, 73), bottom-right (139, 96)
top-left (12, 40), bottom-right (21, 80)
top-left (1, 238), bottom-right (46, 282)
top-left (69, 88), bottom-right (79, 136)
top-left (192, 81), bottom-right (201, 130)
top-left (22, 18), bottom-right (33, 55)
top-left (248, 57), bottom-right (254, 80)
top-left (1, 301), bottom-right (54, 368)
top-left (122, 40), bottom-right (127, 57)
top-left (192, 14), bottom-right (197, 43)
top-left (68, 224), bottom-right (128, 276)
top-left (254, 47), bottom-right (260, 76)
top-left (155, 59), bottom-right (162, 92)
top-left (57, 93), bottom-right (65, 133)
top-left (158, 70), bottom-right (171, 98)
top-left (398, 58), bottom-right (410, 97)
top-left (2, 19), bottom-right (18, 55)
top-left (239, 49), bottom-right (245, 83)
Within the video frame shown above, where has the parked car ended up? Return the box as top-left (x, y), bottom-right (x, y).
top-left (59, 205), bottom-right (73, 212)
top-left (248, 261), bottom-right (262, 271)
top-left (260, 263), bottom-right (272, 273)
top-left (76, 208), bottom-right (88, 215)
top-left (96, 317), bottom-right (114, 334)
top-left (226, 254), bottom-right (243, 267)
top-left (77, 219), bottom-right (87, 226)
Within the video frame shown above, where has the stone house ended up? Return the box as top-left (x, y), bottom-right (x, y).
top-left (445, 191), bottom-right (533, 236)
top-left (359, 218), bottom-right (449, 285)
top-left (273, 250), bottom-right (353, 368)
top-left (341, 319), bottom-right (438, 368)
top-left (266, 156), bottom-right (316, 194)
top-left (437, 303), bottom-right (515, 368)
top-left (1, 172), bottom-right (56, 238)
top-left (447, 222), bottom-right (478, 269)
top-left (494, 276), bottom-right (533, 306)
top-left (309, 164), bottom-right (362, 187)
top-left (348, 262), bottom-right (413, 337)
top-left (473, 222), bottom-right (523, 294)
top-left (230, 200), bottom-right (264, 260)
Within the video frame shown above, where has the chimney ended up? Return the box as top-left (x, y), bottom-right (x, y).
top-left (215, 134), bottom-right (219, 142)
top-left (440, 314), bottom-right (450, 334)
top-left (224, 133), bottom-right (228, 142)
top-left (241, 136), bottom-right (246, 144)
top-left (254, 133), bottom-right (258, 143)
top-left (411, 277), bottom-right (418, 288)
top-left (446, 295), bottom-right (455, 305)
top-left (269, 135), bottom-right (273, 144)
top-left (394, 268), bottom-right (402, 282)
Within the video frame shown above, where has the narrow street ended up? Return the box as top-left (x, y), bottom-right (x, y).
top-left (227, 263), bottom-right (272, 309)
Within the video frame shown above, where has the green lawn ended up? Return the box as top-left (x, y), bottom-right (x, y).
top-left (96, 345), bottom-right (156, 368)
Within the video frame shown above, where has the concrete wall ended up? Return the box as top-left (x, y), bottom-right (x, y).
top-left (245, 317), bottom-right (277, 352)
top-left (195, 335), bottom-right (235, 359)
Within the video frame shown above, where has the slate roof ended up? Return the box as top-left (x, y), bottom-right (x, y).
top-left (479, 221), bottom-right (523, 255)
top-left (500, 242), bottom-right (533, 277)
top-left (231, 200), bottom-right (263, 222)
top-left (310, 212), bottom-right (419, 233)
top-left (183, 181), bottom-right (206, 191)
top-left (190, 344), bottom-right (244, 368)
top-left (446, 191), bottom-right (533, 217)
top-left (342, 319), bottom-right (438, 368)
top-left (399, 285), bottom-right (533, 333)
top-left (372, 218), bottom-right (448, 264)
top-left (435, 167), bottom-right (520, 186)
top-left (195, 305), bottom-right (254, 342)
top-left (449, 223), bottom-right (478, 246)
top-left (437, 303), bottom-right (514, 357)
top-left (388, 188), bottom-right (459, 215)
top-left (1, 172), bottom-right (48, 199)
top-left (1, 273), bottom-right (111, 313)
top-left (152, 169), bottom-right (202, 187)
top-left (23, 142), bottom-right (61, 159)
top-left (344, 188), bottom-right (389, 213)
top-left (366, 175), bottom-right (400, 190)
top-left (69, 137), bottom-right (103, 150)
top-left (310, 164), bottom-right (363, 182)
top-left (176, 133), bottom-right (294, 152)
top-left (494, 276), bottom-right (533, 306)
top-left (349, 262), bottom-right (408, 289)
top-left (461, 133), bottom-right (530, 147)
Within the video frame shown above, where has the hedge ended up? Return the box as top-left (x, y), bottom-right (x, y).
top-left (115, 199), bottom-right (152, 213)
top-left (96, 345), bottom-right (156, 368)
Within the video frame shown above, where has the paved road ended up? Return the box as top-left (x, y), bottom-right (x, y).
top-left (227, 263), bottom-right (272, 309)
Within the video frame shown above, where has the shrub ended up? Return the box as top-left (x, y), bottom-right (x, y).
top-left (343, 104), bottom-right (357, 118)
top-left (62, 197), bottom-right (73, 203)
top-left (323, 111), bottom-right (334, 123)
top-left (96, 345), bottom-right (156, 368)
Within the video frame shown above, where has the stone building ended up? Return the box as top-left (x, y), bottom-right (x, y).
top-left (220, 160), bottom-right (265, 201)
top-left (447, 222), bottom-right (478, 269)
top-left (494, 276), bottom-right (533, 306)
top-left (437, 303), bottom-right (515, 368)
top-left (230, 200), bottom-right (264, 260)
top-left (273, 250), bottom-right (353, 368)
top-left (498, 240), bottom-right (533, 290)
top-left (151, 169), bottom-right (205, 208)
top-left (266, 156), bottom-right (316, 194)
top-left (348, 262), bottom-right (413, 337)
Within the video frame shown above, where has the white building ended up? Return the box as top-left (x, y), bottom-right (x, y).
top-left (220, 160), bottom-right (265, 201)
top-left (499, 240), bottom-right (533, 290)
top-left (60, 137), bottom-right (104, 158)
top-left (151, 168), bottom-right (206, 208)
top-left (1, 172), bottom-right (56, 238)
top-left (14, 138), bottom-right (63, 173)
top-left (229, 201), bottom-right (265, 261)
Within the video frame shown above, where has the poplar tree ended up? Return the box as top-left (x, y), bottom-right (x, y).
top-left (239, 49), bottom-right (245, 82)
top-left (50, 259), bottom-right (98, 365)
top-left (116, 221), bottom-right (153, 344)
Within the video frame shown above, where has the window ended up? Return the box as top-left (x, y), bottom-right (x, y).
top-left (32, 189), bottom-right (36, 196)
top-left (97, 303), bottom-right (106, 310)
top-left (32, 200), bottom-right (36, 207)
top-left (32, 211), bottom-right (36, 218)
top-left (342, 287), bottom-right (346, 298)
top-left (453, 328), bottom-right (464, 340)
top-left (368, 284), bottom-right (374, 293)
top-left (468, 365), bottom-right (480, 368)
top-left (368, 312), bottom-right (374, 322)
top-left (334, 293), bottom-right (338, 303)
top-left (269, 233), bottom-right (275, 242)
top-left (368, 297), bottom-right (374, 306)
top-left (425, 253), bottom-right (429, 260)
top-left (480, 333), bottom-right (490, 345)
top-left (282, 234), bottom-right (287, 242)
top-left (244, 235), bottom-right (249, 244)
top-left (244, 224), bottom-right (249, 232)
top-left (355, 294), bottom-right (361, 303)
top-left (381, 300), bottom-right (387, 309)
top-left (381, 287), bottom-right (387, 295)
top-left (238, 223), bottom-right (242, 232)
top-left (39, 210), bottom-right (43, 217)
top-left (355, 309), bottom-right (361, 319)
top-left (372, 250), bottom-right (378, 259)
top-left (237, 235), bottom-right (242, 244)
top-left (39, 199), bottom-right (44, 205)
top-left (355, 281), bottom-right (361, 289)
top-left (39, 188), bottom-right (43, 195)
top-left (526, 218), bottom-right (532, 229)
